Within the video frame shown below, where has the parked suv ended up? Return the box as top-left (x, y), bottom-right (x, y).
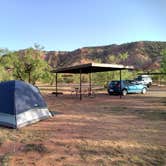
top-left (134, 75), bottom-right (152, 87)
top-left (107, 80), bottom-right (147, 96)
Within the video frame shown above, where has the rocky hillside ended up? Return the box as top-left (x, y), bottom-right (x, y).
top-left (45, 41), bottom-right (166, 70)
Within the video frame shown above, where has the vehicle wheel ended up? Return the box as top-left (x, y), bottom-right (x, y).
top-left (148, 82), bottom-right (152, 87)
top-left (122, 89), bottom-right (127, 96)
top-left (108, 92), bottom-right (112, 95)
top-left (142, 88), bottom-right (147, 94)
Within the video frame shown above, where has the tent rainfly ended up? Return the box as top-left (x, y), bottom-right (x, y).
top-left (0, 80), bottom-right (52, 128)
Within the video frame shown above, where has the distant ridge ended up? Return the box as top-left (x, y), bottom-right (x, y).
top-left (45, 41), bottom-right (166, 71)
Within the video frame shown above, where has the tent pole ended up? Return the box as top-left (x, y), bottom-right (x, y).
top-left (80, 69), bottom-right (82, 100)
top-left (55, 72), bottom-right (58, 97)
top-left (120, 70), bottom-right (122, 99)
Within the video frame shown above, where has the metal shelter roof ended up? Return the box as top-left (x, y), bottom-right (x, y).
top-left (52, 63), bottom-right (134, 74)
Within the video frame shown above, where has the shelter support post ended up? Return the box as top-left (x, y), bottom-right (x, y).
top-left (80, 69), bottom-right (82, 100)
top-left (120, 69), bottom-right (122, 99)
top-left (55, 72), bottom-right (58, 97)
top-left (89, 72), bottom-right (92, 95)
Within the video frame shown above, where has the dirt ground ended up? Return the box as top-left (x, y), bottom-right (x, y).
top-left (0, 86), bottom-right (166, 166)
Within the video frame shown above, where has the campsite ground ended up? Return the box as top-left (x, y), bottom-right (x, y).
top-left (0, 85), bottom-right (166, 166)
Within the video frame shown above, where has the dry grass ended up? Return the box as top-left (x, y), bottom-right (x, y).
top-left (22, 144), bottom-right (48, 153)
top-left (0, 86), bottom-right (166, 166)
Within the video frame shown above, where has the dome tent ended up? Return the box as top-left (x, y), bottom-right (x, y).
top-left (0, 80), bottom-right (52, 128)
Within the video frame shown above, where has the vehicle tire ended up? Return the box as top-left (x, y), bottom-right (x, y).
top-left (108, 92), bottom-right (112, 95)
top-left (148, 82), bottom-right (152, 87)
top-left (122, 89), bottom-right (127, 96)
top-left (142, 88), bottom-right (147, 94)
top-left (107, 90), bottom-right (112, 95)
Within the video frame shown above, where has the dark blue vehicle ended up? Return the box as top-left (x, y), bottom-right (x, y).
top-left (107, 80), bottom-right (147, 96)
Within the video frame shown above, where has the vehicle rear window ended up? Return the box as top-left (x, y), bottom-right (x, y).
top-left (110, 81), bottom-right (120, 86)
top-left (137, 76), bottom-right (142, 81)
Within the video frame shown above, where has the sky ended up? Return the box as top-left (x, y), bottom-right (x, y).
top-left (0, 0), bottom-right (166, 51)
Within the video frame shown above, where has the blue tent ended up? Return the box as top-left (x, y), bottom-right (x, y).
top-left (0, 80), bottom-right (52, 128)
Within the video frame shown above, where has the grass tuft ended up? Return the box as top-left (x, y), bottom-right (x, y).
top-left (22, 143), bottom-right (48, 153)
top-left (0, 153), bottom-right (12, 166)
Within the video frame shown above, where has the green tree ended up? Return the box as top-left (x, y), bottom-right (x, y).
top-left (160, 49), bottom-right (166, 80)
top-left (0, 48), bottom-right (13, 81)
top-left (108, 52), bottom-right (129, 64)
top-left (108, 55), bottom-right (116, 63)
top-left (1, 44), bottom-right (53, 85)
top-left (118, 52), bottom-right (129, 63)
top-left (106, 52), bottom-right (130, 84)
top-left (160, 49), bottom-right (166, 73)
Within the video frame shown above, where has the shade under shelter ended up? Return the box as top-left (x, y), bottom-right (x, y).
top-left (51, 63), bottom-right (134, 100)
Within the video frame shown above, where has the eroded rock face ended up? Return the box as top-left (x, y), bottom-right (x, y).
top-left (44, 41), bottom-right (166, 70)
top-left (14, 41), bottom-right (166, 70)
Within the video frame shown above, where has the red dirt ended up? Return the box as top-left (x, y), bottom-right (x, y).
top-left (0, 86), bottom-right (166, 166)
